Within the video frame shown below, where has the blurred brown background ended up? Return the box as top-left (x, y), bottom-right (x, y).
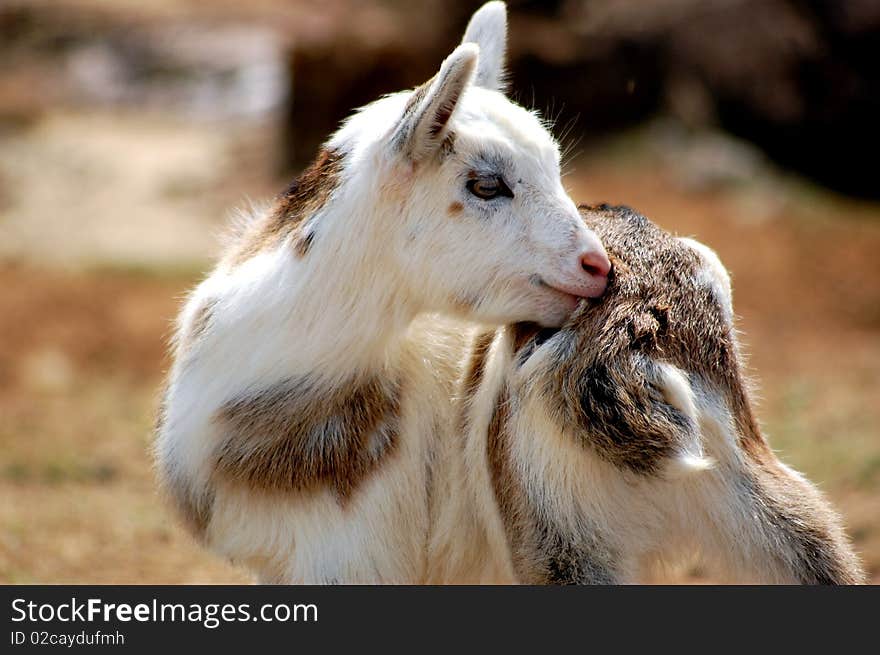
top-left (1, 0), bottom-right (878, 584)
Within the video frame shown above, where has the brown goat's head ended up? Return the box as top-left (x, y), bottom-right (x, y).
top-left (495, 205), bottom-right (864, 584)
top-left (512, 203), bottom-right (755, 475)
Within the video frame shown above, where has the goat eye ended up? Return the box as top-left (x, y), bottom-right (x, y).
top-left (467, 175), bottom-right (513, 200)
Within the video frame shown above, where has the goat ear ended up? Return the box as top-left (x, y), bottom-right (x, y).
top-left (391, 44), bottom-right (477, 162)
top-left (461, 1), bottom-right (508, 91)
top-left (648, 361), bottom-right (714, 476)
top-left (573, 354), bottom-right (712, 475)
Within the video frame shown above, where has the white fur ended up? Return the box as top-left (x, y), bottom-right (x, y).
top-left (428, 327), bottom-right (518, 583)
top-left (655, 362), bottom-right (715, 475)
top-left (325, 84), bottom-right (608, 326)
top-left (461, 1), bottom-right (508, 91)
top-left (156, 2), bottom-right (608, 583)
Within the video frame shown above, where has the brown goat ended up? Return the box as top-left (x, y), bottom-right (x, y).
top-left (450, 204), bottom-right (865, 584)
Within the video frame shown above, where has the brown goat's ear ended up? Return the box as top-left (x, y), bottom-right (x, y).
top-left (570, 354), bottom-right (710, 475)
top-left (390, 44), bottom-right (478, 161)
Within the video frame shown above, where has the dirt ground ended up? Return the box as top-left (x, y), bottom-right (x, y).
top-left (0, 116), bottom-right (878, 583)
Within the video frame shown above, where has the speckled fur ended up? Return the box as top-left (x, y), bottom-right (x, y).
top-left (460, 204), bottom-right (865, 584)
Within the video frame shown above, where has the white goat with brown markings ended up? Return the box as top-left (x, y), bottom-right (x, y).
top-left (155, 2), bottom-right (610, 584)
top-left (443, 204), bottom-right (865, 584)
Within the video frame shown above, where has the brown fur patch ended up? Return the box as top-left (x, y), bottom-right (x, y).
top-left (228, 149), bottom-right (344, 267)
top-left (447, 201), bottom-right (464, 217)
top-left (463, 331), bottom-right (495, 401)
top-left (213, 374), bottom-right (401, 502)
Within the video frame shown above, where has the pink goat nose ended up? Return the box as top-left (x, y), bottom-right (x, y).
top-left (580, 250), bottom-right (612, 279)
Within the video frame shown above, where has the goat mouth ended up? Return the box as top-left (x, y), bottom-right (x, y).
top-left (531, 275), bottom-right (584, 305)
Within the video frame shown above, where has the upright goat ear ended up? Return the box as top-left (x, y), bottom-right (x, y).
top-left (461, 1), bottom-right (508, 91)
top-left (391, 44), bottom-right (478, 162)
